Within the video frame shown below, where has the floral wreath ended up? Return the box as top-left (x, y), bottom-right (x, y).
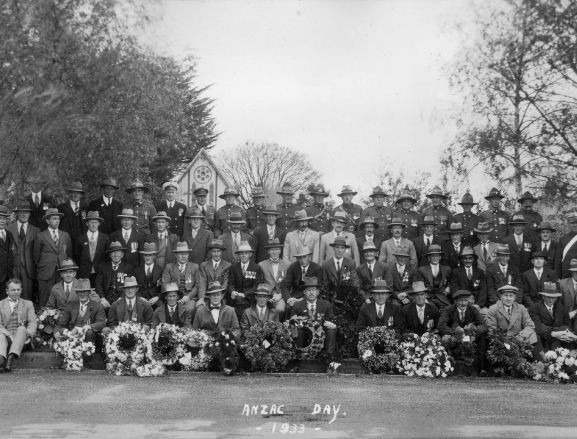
top-left (178, 329), bottom-right (214, 371)
top-left (53, 326), bottom-right (95, 371)
top-left (441, 323), bottom-right (478, 366)
top-left (487, 328), bottom-right (533, 378)
top-left (533, 348), bottom-right (577, 384)
top-left (104, 322), bottom-right (150, 376)
top-left (397, 332), bottom-right (454, 378)
top-left (148, 323), bottom-right (187, 366)
top-left (357, 326), bottom-right (400, 373)
top-left (35, 308), bottom-right (62, 346)
top-left (284, 316), bottom-right (325, 360)
top-left (241, 321), bottom-right (295, 372)
top-left (207, 330), bottom-right (240, 375)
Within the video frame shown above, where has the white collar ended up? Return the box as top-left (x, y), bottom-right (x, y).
top-left (396, 263), bottom-right (405, 271)
top-left (307, 300), bottom-right (317, 308)
top-left (31, 191), bottom-right (41, 197)
top-left (334, 257), bottom-right (343, 264)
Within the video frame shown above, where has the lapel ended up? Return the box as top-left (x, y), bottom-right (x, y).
top-left (16, 300), bottom-right (25, 323)
top-left (326, 260), bottom-right (338, 282)
top-left (0, 300), bottom-right (10, 323)
top-left (569, 279), bottom-right (576, 304)
top-left (69, 302), bottom-right (80, 323)
top-left (421, 265), bottom-right (434, 285)
top-left (496, 302), bottom-right (511, 323)
top-left (538, 301), bottom-right (553, 323)
top-left (44, 230), bottom-right (58, 252)
top-left (508, 304), bottom-right (521, 329)
top-left (370, 303), bottom-right (379, 323)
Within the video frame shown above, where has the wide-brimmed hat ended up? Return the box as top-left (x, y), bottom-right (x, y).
top-left (107, 241), bottom-right (126, 253)
top-left (139, 242), bottom-right (158, 255)
top-left (262, 205), bottom-right (280, 216)
top-left (330, 236), bottom-right (350, 248)
top-left (459, 246), bottom-right (476, 258)
top-left (359, 217), bottom-right (379, 229)
top-left (388, 217), bottom-right (406, 228)
top-left (13, 200), bottom-right (33, 212)
top-left (426, 244), bottom-right (442, 256)
top-left (392, 247), bottom-right (410, 258)
top-left (219, 187), bottom-right (240, 199)
top-left (254, 284), bottom-right (272, 296)
top-left (264, 238), bottom-right (284, 249)
top-left (0, 206), bottom-right (11, 217)
top-left (330, 211), bottom-right (349, 223)
top-left (125, 179), bottom-right (148, 193)
top-left (75, 279), bottom-right (93, 292)
top-left (292, 209), bottom-right (313, 222)
top-left (485, 187), bottom-right (505, 200)
top-left (67, 181), bottom-right (85, 194)
top-left (361, 241), bottom-right (378, 252)
top-left (117, 208), bottom-right (138, 220)
top-left (162, 181), bottom-right (180, 191)
top-left (420, 215), bottom-right (437, 226)
top-left (185, 206), bottom-right (205, 219)
top-left (426, 185), bottom-right (448, 199)
top-left (276, 182), bottom-right (295, 196)
top-left (518, 191), bottom-right (538, 203)
top-left (84, 211), bottom-right (104, 222)
top-left (453, 289), bottom-right (472, 300)
top-left (530, 250), bottom-right (547, 260)
top-left (100, 177), bottom-right (119, 189)
top-left (337, 185), bottom-right (357, 197)
top-left (122, 276), bottom-right (139, 288)
top-left (161, 282), bottom-right (183, 299)
top-left (208, 239), bottom-right (226, 250)
top-left (173, 242), bottom-right (192, 253)
top-left (458, 192), bottom-right (477, 205)
top-left (206, 281), bottom-right (225, 295)
top-left (42, 208), bottom-right (64, 220)
top-left (396, 190), bottom-right (417, 204)
top-left (309, 184), bottom-right (329, 197)
top-left (408, 281), bottom-right (429, 295)
top-left (152, 211), bottom-right (171, 222)
top-left (295, 245), bottom-right (312, 257)
top-left (228, 211), bottom-right (246, 224)
top-left (495, 244), bottom-right (511, 255)
top-left (447, 222), bottom-right (464, 234)
top-left (369, 186), bottom-right (387, 198)
top-left (57, 258), bottom-right (79, 272)
top-left (251, 186), bottom-right (266, 198)
top-left (474, 222), bottom-right (493, 234)
top-left (569, 259), bottom-right (577, 272)
top-left (509, 214), bottom-right (528, 225)
top-left (537, 222), bottom-right (556, 233)
top-left (303, 277), bottom-right (320, 289)
top-left (497, 284), bottom-right (518, 295)
top-left (234, 241), bottom-right (254, 254)
top-left (193, 187), bottom-right (209, 196)
top-left (371, 279), bottom-right (391, 293)
top-left (539, 281), bottom-right (561, 298)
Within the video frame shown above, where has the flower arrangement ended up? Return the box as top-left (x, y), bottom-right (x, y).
top-left (104, 322), bottom-right (150, 376)
top-left (284, 316), bottom-right (326, 360)
top-left (357, 326), bottom-right (401, 374)
top-left (333, 289), bottom-right (364, 360)
top-left (533, 348), bottom-right (577, 383)
top-left (148, 323), bottom-right (187, 366)
top-left (397, 332), bottom-right (454, 378)
top-left (35, 309), bottom-right (62, 346)
top-left (52, 326), bottom-right (95, 371)
top-left (134, 362), bottom-right (166, 377)
top-left (241, 322), bottom-right (295, 372)
top-left (206, 330), bottom-right (240, 375)
top-left (441, 323), bottom-right (477, 366)
top-left (486, 328), bottom-right (534, 377)
top-left (178, 329), bottom-right (214, 371)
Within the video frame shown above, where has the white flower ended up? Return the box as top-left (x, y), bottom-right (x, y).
top-left (362, 350), bottom-right (373, 360)
top-left (544, 351), bottom-right (557, 361)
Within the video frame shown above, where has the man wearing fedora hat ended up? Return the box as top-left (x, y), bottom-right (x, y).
top-left (416, 244), bottom-right (452, 310)
top-left (420, 185), bottom-right (453, 238)
top-left (319, 212), bottom-right (360, 266)
top-left (305, 184), bottom-right (331, 234)
top-left (521, 251), bottom-right (558, 309)
top-left (58, 182), bottom-right (88, 242)
top-left (283, 210), bottom-right (320, 264)
top-left (485, 244), bottom-right (524, 306)
top-left (252, 205), bottom-right (286, 263)
top-left (161, 242), bottom-right (200, 312)
top-left (402, 281), bottom-right (440, 336)
top-left (259, 239), bottom-right (290, 313)
top-left (7, 201), bottom-right (39, 302)
top-left (125, 179), bottom-right (157, 236)
top-left (95, 241), bottom-right (135, 309)
top-left (88, 177), bottom-right (123, 235)
top-left (356, 279), bottom-right (404, 332)
top-left (453, 192), bottom-right (480, 247)
top-left (393, 188), bottom-right (420, 240)
top-left (378, 217), bottom-right (418, 268)
top-left (555, 215), bottom-right (577, 279)
top-left (192, 281), bottom-right (240, 336)
top-left (0, 206), bottom-right (15, 300)
top-left (479, 187), bottom-right (510, 243)
top-left (559, 259), bottom-right (577, 328)
top-left (46, 259), bottom-right (81, 311)
top-left (156, 182), bottom-right (187, 238)
top-left (276, 182), bottom-right (299, 233)
top-left (529, 282), bottom-right (577, 351)
top-left (356, 216), bottom-right (383, 258)
top-left (357, 241), bottom-right (387, 303)
top-left (214, 187), bottom-right (246, 238)
top-left (441, 222), bottom-right (465, 270)
top-left (384, 246), bottom-right (418, 306)
top-left (536, 222), bottom-right (557, 271)
top-left (74, 211), bottom-right (109, 285)
top-left (503, 214), bottom-right (538, 273)
top-left (152, 283), bottom-right (193, 329)
top-left (182, 206), bottom-right (214, 265)
top-left (198, 240), bottom-right (231, 306)
top-left (25, 175), bottom-right (55, 230)
top-left (331, 185), bottom-right (363, 235)
top-left (473, 222), bottom-right (499, 272)
top-left (220, 212), bottom-right (254, 264)
top-left (450, 247), bottom-right (488, 309)
top-left (240, 284), bottom-right (280, 331)
top-left (246, 186), bottom-right (267, 232)
top-left (147, 211), bottom-right (178, 269)
top-left (513, 191), bottom-right (542, 241)
top-left (283, 244), bottom-right (324, 307)
top-left (362, 186), bottom-right (394, 240)
top-left (187, 187), bottom-right (216, 232)
top-left (321, 236), bottom-right (360, 303)
top-left (104, 276), bottom-right (154, 334)
top-left (228, 241), bottom-right (263, 321)
top-left (109, 208), bottom-right (144, 268)
top-left (33, 208), bottom-right (72, 307)
top-left (412, 215), bottom-right (442, 267)
top-left (134, 242), bottom-right (163, 306)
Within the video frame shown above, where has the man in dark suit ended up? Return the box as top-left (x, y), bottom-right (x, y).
top-left (25, 175), bottom-right (55, 230)
top-left (357, 241), bottom-right (386, 303)
top-left (94, 241), bottom-right (135, 309)
top-left (198, 240), bottom-right (231, 305)
top-left (450, 246), bottom-right (488, 309)
top-left (356, 279), bottom-right (403, 332)
top-left (58, 181), bottom-right (88, 242)
top-left (156, 182), bottom-right (187, 238)
top-left (559, 259), bottom-right (577, 328)
top-left (134, 242), bottom-right (163, 304)
top-left (227, 242), bottom-right (263, 321)
top-left (74, 211), bottom-right (109, 285)
top-left (7, 202), bottom-right (39, 302)
top-left (0, 206), bottom-right (15, 300)
top-left (485, 244), bottom-right (524, 306)
top-left (416, 244), bottom-right (452, 310)
top-left (556, 215), bottom-right (577, 279)
top-left (246, 186), bottom-right (267, 233)
top-left (321, 237), bottom-right (360, 305)
top-left (283, 245), bottom-right (324, 304)
top-left (441, 222), bottom-right (465, 270)
top-left (502, 214), bottom-right (538, 274)
top-left (536, 222), bottom-right (558, 272)
top-left (183, 206), bottom-right (214, 265)
top-left (402, 281), bottom-right (439, 335)
top-left (87, 177), bottom-right (123, 235)
top-left (110, 208), bottom-right (144, 268)
top-left (356, 217), bottom-right (383, 259)
top-left (412, 215), bottom-right (442, 267)
top-left (192, 281), bottom-right (240, 337)
top-left (220, 212), bottom-right (254, 264)
top-left (103, 276), bottom-right (153, 334)
top-left (33, 208), bottom-right (72, 307)
top-left (147, 211), bottom-right (178, 270)
top-left (240, 284), bottom-right (280, 332)
top-left (384, 247), bottom-right (418, 306)
top-left (252, 206), bottom-right (285, 263)
top-left (522, 251), bottom-right (558, 309)
top-left (151, 282), bottom-right (193, 329)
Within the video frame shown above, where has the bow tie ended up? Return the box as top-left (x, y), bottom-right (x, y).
top-left (270, 259), bottom-right (279, 264)
top-left (209, 305), bottom-right (220, 310)
top-left (8, 299), bottom-right (18, 304)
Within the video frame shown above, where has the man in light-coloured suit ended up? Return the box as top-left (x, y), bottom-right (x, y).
top-left (259, 238), bottom-right (289, 314)
top-left (473, 222), bottom-right (499, 272)
top-left (378, 217), bottom-right (417, 268)
top-left (319, 211), bottom-right (360, 266)
top-left (183, 206), bottom-right (214, 265)
top-left (560, 259), bottom-right (577, 329)
top-left (198, 239), bottom-right (231, 307)
top-left (283, 210), bottom-right (320, 264)
top-left (220, 212), bottom-right (253, 264)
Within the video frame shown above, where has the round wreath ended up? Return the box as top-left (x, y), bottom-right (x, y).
top-left (35, 309), bottom-right (62, 346)
top-left (357, 326), bottom-right (401, 373)
top-left (148, 323), bottom-right (187, 366)
top-left (52, 326), bottom-right (95, 371)
top-left (104, 322), bottom-right (150, 376)
top-left (397, 332), bottom-right (454, 378)
top-left (241, 321), bottom-right (295, 372)
top-left (284, 316), bottom-right (326, 360)
top-left (178, 329), bottom-right (214, 371)
top-left (207, 330), bottom-right (240, 375)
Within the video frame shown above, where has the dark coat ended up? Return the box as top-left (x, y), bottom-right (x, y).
top-left (529, 300), bottom-right (573, 348)
top-left (192, 304), bottom-right (239, 335)
top-left (109, 229), bottom-right (144, 268)
top-left (357, 261), bottom-right (387, 298)
top-left (134, 263), bottom-right (164, 300)
top-left (107, 296), bottom-right (153, 328)
top-left (450, 265), bottom-right (488, 308)
top-left (412, 234), bottom-right (442, 267)
top-left (183, 228), bottom-right (214, 265)
top-left (6, 222), bottom-right (38, 280)
top-left (74, 231), bottom-right (109, 278)
top-left (521, 268), bottom-right (558, 309)
top-left (556, 232), bottom-right (577, 279)
top-left (33, 229), bottom-right (72, 280)
top-left (321, 257), bottom-right (360, 303)
top-left (252, 225), bottom-right (286, 263)
top-left (58, 200), bottom-right (89, 242)
top-left (240, 305), bottom-right (280, 332)
top-left (152, 302), bottom-right (192, 329)
top-left (155, 200), bottom-right (187, 238)
top-left (502, 235), bottom-right (538, 274)
top-left (356, 235), bottom-right (383, 259)
top-left (441, 240), bottom-right (464, 270)
top-left (437, 304), bottom-right (487, 336)
top-left (88, 196), bottom-right (123, 235)
top-left (402, 302), bottom-right (439, 335)
top-left (356, 301), bottom-right (404, 332)
top-left (485, 263), bottom-right (524, 306)
top-left (384, 262), bottom-right (417, 297)
top-left (94, 261), bottom-right (135, 303)
top-left (56, 299), bottom-right (107, 333)
top-left (416, 264), bottom-right (452, 309)
top-left (227, 261), bottom-right (263, 308)
top-left (282, 261), bottom-right (324, 300)
top-left (26, 192), bottom-right (56, 230)
top-left (0, 230), bottom-right (15, 284)
top-left (289, 298), bottom-right (334, 322)
top-left (145, 232), bottom-right (179, 269)
top-left (538, 240), bottom-right (558, 272)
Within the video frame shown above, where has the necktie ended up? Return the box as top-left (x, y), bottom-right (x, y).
top-left (201, 207), bottom-right (206, 217)
top-left (259, 307), bottom-right (265, 320)
top-left (536, 270), bottom-right (541, 281)
top-left (377, 306), bottom-right (383, 318)
top-left (65, 284), bottom-right (70, 294)
top-left (542, 243), bottom-right (547, 252)
top-left (547, 306), bottom-right (553, 316)
top-left (147, 266), bottom-right (152, 276)
top-left (169, 306), bottom-right (175, 318)
top-left (483, 244), bottom-right (488, 260)
top-left (368, 264), bottom-right (373, 279)
top-left (127, 300), bottom-right (133, 314)
top-left (79, 303), bottom-right (86, 317)
top-left (123, 231), bottom-right (129, 242)
top-left (418, 306), bottom-right (424, 324)
top-left (34, 194), bottom-right (39, 207)
top-left (52, 230), bottom-right (59, 247)
top-left (459, 311), bottom-right (465, 322)
top-left (432, 265), bottom-right (438, 277)
top-left (19, 225), bottom-right (25, 241)
top-left (426, 237), bottom-right (431, 247)
top-left (309, 305), bottom-right (316, 318)
top-left (337, 260), bottom-right (341, 273)
top-left (234, 233), bottom-right (240, 247)
top-left (467, 268), bottom-right (472, 280)
top-left (242, 264), bottom-right (247, 276)
top-left (516, 235), bottom-right (522, 248)
top-left (179, 264), bottom-right (185, 273)
top-left (214, 262), bottom-right (218, 271)
top-left (113, 264), bottom-right (119, 272)
top-left (507, 307), bottom-right (512, 316)
top-left (74, 202), bottom-right (79, 213)
top-left (0, 230), bottom-right (5, 241)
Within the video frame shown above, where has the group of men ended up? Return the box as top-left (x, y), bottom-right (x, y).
top-left (1, 177), bottom-right (577, 374)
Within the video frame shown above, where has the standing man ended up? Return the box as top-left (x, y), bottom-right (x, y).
top-left (453, 192), bottom-right (480, 247)
top-left (88, 177), bottom-right (123, 235)
top-left (276, 182), bottom-right (299, 234)
top-left (125, 179), bottom-right (156, 236)
top-left (227, 242), bottom-right (263, 321)
top-left (306, 184), bottom-right (331, 234)
top-left (33, 208), bottom-right (72, 307)
top-left (58, 181), bottom-right (88, 242)
top-left (0, 206), bottom-right (14, 300)
top-left (421, 185), bottom-right (452, 238)
top-left (220, 212), bottom-right (253, 264)
top-left (402, 281), bottom-right (439, 336)
top-left (356, 217), bottom-right (383, 259)
top-left (246, 186), bottom-right (267, 233)
top-left (559, 259), bottom-right (577, 329)
top-left (378, 217), bottom-right (418, 268)
top-left (110, 208), bottom-right (143, 268)
top-left (321, 236), bottom-right (360, 304)
top-left (556, 215), bottom-right (577, 279)
top-left (148, 211), bottom-right (178, 270)
top-left (331, 185), bottom-right (363, 235)
top-left (156, 181), bottom-right (187, 238)
top-left (189, 187), bottom-right (216, 232)
top-left (319, 212), bottom-right (360, 266)
top-left (441, 222), bottom-right (465, 270)
top-left (393, 189), bottom-right (420, 240)
top-left (479, 187), bottom-right (510, 243)
top-left (537, 222), bottom-right (557, 272)
top-left (283, 210), bottom-right (320, 264)
top-left (485, 244), bottom-right (524, 306)
top-left (252, 206), bottom-right (285, 263)
top-left (94, 241), bottom-right (135, 309)
top-left (7, 201), bottom-right (38, 302)
top-left (362, 186), bottom-right (394, 241)
top-left (74, 211), bottom-right (109, 285)
top-left (450, 247), bottom-right (488, 310)
top-left (283, 245), bottom-right (324, 306)
top-left (503, 214), bottom-right (538, 273)
top-left (183, 207), bottom-right (214, 265)
top-left (521, 250), bottom-right (557, 309)
top-left (416, 244), bottom-right (452, 311)
top-left (198, 239), bottom-right (231, 306)
top-left (514, 191), bottom-right (542, 241)
top-left (357, 242), bottom-right (387, 303)
top-left (473, 222), bottom-right (498, 272)
top-left (134, 242), bottom-right (163, 305)
top-left (25, 176), bottom-right (55, 230)
top-left (214, 187), bottom-right (246, 238)
top-left (412, 215), bottom-right (442, 267)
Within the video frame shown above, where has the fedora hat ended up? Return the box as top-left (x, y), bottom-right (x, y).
top-left (234, 241), bottom-right (254, 254)
top-left (497, 284), bottom-right (519, 294)
top-left (420, 215), bottom-right (437, 226)
top-left (330, 236), bottom-right (350, 248)
top-left (122, 276), bottom-right (139, 289)
top-left (539, 281), bottom-right (561, 298)
top-left (208, 239), bottom-right (226, 250)
top-left (262, 205), bottom-right (280, 216)
top-left (537, 221), bottom-right (556, 233)
top-left (139, 242), bottom-right (158, 255)
top-left (337, 185), bottom-right (357, 197)
top-left (161, 282), bottom-right (183, 299)
top-left (12, 200), bottom-right (32, 212)
top-left (295, 245), bottom-right (313, 257)
top-left (392, 246), bottom-right (410, 258)
top-left (518, 191), bottom-right (538, 203)
top-left (67, 181), bottom-right (85, 193)
top-left (453, 289), bottom-right (472, 300)
top-left (302, 277), bottom-right (320, 289)
top-left (125, 179), bottom-right (148, 193)
top-left (371, 279), bottom-right (391, 293)
top-left (485, 187), bottom-right (505, 200)
top-left (173, 242), bottom-right (192, 253)
top-left (276, 182), bottom-right (295, 196)
top-left (388, 217), bottom-right (407, 228)
top-left (459, 246), bottom-right (476, 258)
top-left (57, 258), bottom-right (79, 272)
top-left (495, 244), bottom-right (511, 255)
top-left (185, 206), bottom-right (205, 219)
top-left (0, 206), bottom-right (11, 217)
top-left (117, 208), bottom-right (138, 220)
top-left (369, 186), bottom-right (387, 198)
top-left (361, 241), bottom-right (378, 252)
top-left (447, 222), bottom-right (464, 234)
top-left (228, 211), bottom-right (246, 224)
top-left (42, 208), bottom-right (64, 220)
top-left (396, 190), bottom-right (417, 204)
top-left (74, 278), bottom-right (93, 292)
top-left (107, 241), bottom-right (126, 253)
top-left (426, 244), bottom-right (442, 256)
top-left (426, 185), bottom-right (447, 199)
top-left (509, 214), bottom-right (528, 225)
top-left (409, 281), bottom-right (429, 294)
top-left (162, 181), bottom-right (180, 192)
top-left (219, 187), bottom-right (240, 199)
top-left (292, 209), bottom-right (313, 222)
top-left (264, 238), bottom-right (284, 249)
top-left (331, 211), bottom-right (349, 223)
top-left (100, 177), bottom-right (119, 189)
top-left (152, 211), bottom-right (171, 222)
top-left (84, 211), bottom-right (104, 222)
top-left (530, 250), bottom-right (548, 260)
top-left (308, 184), bottom-right (329, 197)
top-left (569, 259), bottom-right (577, 272)
top-left (474, 222), bottom-right (493, 234)
top-left (458, 192), bottom-right (477, 205)
top-left (193, 187), bottom-right (209, 196)
top-left (251, 186), bottom-right (266, 198)
top-left (359, 216), bottom-right (379, 229)
top-left (254, 284), bottom-right (272, 296)
top-left (206, 281), bottom-right (225, 294)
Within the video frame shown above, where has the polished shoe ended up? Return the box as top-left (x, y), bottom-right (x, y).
top-left (4, 354), bottom-right (16, 372)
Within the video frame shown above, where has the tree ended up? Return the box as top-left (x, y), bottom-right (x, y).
top-left (217, 142), bottom-right (321, 207)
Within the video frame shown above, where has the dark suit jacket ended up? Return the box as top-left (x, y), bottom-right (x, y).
top-left (109, 228), bottom-right (144, 268)
top-left (161, 262), bottom-right (200, 300)
top-left (107, 297), bottom-right (153, 328)
top-left (6, 222), bottom-right (38, 280)
top-left (283, 261), bottom-right (324, 300)
top-left (134, 263), bottom-right (164, 300)
top-left (402, 303), bottom-right (439, 335)
top-left (152, 302), bottom-right (192, 329)
top-left (252, 225), bottom-right (286, 263)
top-left (556, 232), bottom-right (577, 279)
top-left (441, 241), bottom-right (464, 270)
top-left (240, 305), bottom-right (279, 331)
top-left (437, 304), bottom-right (487, 335)
top-left (56, 300), bottom-right (107, 333)
top-left (220, 231), bottom-right (254, 263)
top-left (289, 298), bottom-right (334, 322)
top-left (356, 301), bottom-right (404, 332)
top-left (521, 267), bottom-right (558, 308)
top-left (26, 192), bottom-right (56, 230)
top-left (450, 266), bottom-right (488, 308)
top-left (155, 200), bottom-right (187, 238)
top-left (0, 230), bottom-right (15, 283)
top-left (538, 240), bottom-right (558, 272)
top-left (321, 257), bottom-right (360, 302)
top-left (529, 300), bottom-right (572, 343)
top-left (198, 259), bottom-right (231, 301)
top-left (384, 262), bottom-right (417, 296)
top-left (412, 234), bottom-right (442, 267)
top-left (145, 232), bottom-right (178, 268)
top-left (357, 261), bottom-right (387, 298)
top-left (33, 229), bottom-right (72, 280)
top-left (183, 228), bottom-right (214, 265)
top-left (94, 261), bottom-right (135, 302)
top-left (74, 232), bottom-right (109, 278)
top-left (356, 235), bottom-right (383, 259)
top-left (502, 235), bottom-right (538, 273)
top-left (58, 200), bottom-right (88, 242)
top-left (88, 197), bottom-right (123, 235)
top-left (485, 264), bottom-right (524, 305)
top-left (227, 261), bottom-right (263, 308)
top-left (192, 304), bottom-right (239, 335)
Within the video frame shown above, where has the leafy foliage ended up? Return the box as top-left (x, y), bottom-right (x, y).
top-left (241, 321), bottom-right (295, 373)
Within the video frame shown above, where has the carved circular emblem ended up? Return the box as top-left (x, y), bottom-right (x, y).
top-left (194, 166), bottom-right (212, 184)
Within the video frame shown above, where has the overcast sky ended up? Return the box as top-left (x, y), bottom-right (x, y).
top-left (152, 0), bottom-right (475, 199)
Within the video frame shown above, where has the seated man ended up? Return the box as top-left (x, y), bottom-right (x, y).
top-left (240, 284), bottom-right (280, 332)
top-left (161, 242), bottom-right (200, 313)
top-left (228, 241), bottom-right (263, 321)
top-left (438, 289), bottom-right (488, 375)
top-left (485, 244), bottom-right (524, 306)
top-left (522, 250), bottom-right (557, 309)
top-left (357, 242), bottom-right (386, 303)
top-left (258, 238), bottom-right (289, 314)
top-left (416, 244), bottom-right (452, 310)
top-left (529, 282), bottom-right (577, 352)
top-left (450, 247), bottom-right (488, 310)
top-left (402, 281), bottom-right (439, 336)
top-left (486, 284), bottom-right (539, 358)
top-left (283, 245), bottom-right (324, 308)
top-left (321, 236), bottom-right (360, 305)
top-left (384, 247), bottom-right (417, 307)
top-left (134, 242), bottom-right (163, 306)
top-left (356, 280), bottom-right (404, 332)
top-left (55, 278), bottom-right (107, 353)
top-left (103, 276), bottom-right (154, 335)
top-left (198, 240), bottom-right (231, 307)
top-left (152, 282), bottom-right (193, 329)
top-left (192, 281), bottom-right (240, 337)
top-left (94, 241), bottom-right (135, 309)
top-left (46, 258), bottom-right (81, 311)
top-left (560, 258), bottom-right (577, 330)
top-left (0, 279), bottom-right (37, 372)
